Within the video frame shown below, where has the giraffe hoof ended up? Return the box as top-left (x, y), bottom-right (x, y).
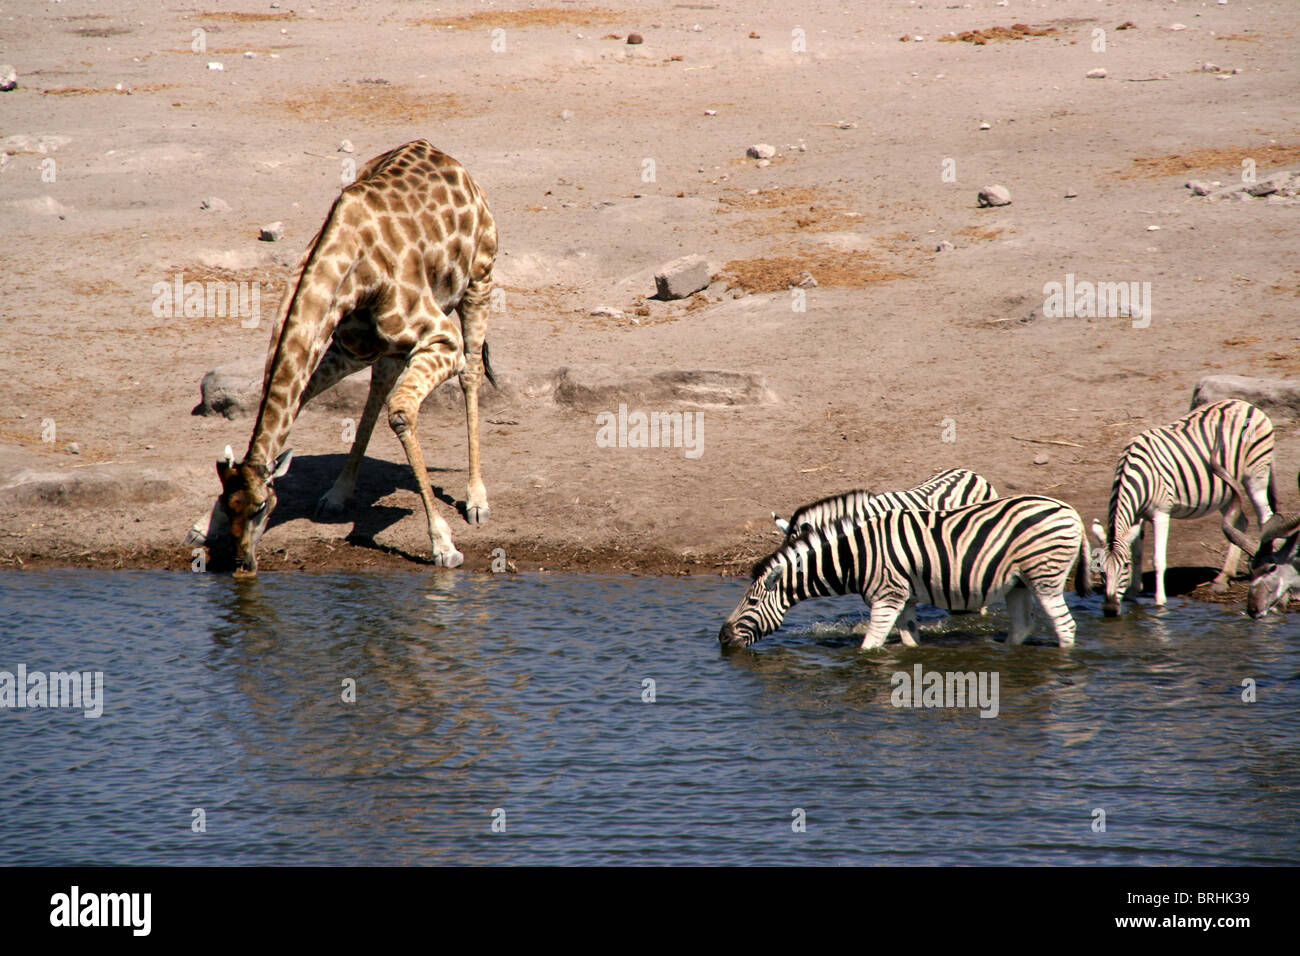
top-left (465, 502), bottom-right (491, 526)
top-left (315, 494), bottom-right (348, 519)
top-left (432, 547), bottom-right (464, 569)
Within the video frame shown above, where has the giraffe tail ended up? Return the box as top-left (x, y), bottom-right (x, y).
top-left (482, 340), bottom-right (498, 388)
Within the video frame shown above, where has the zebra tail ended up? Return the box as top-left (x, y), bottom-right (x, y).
top-left (1075, 533), bottom-right (1092, 598)
top-left (1268, 465), bottom-right (1278, 516)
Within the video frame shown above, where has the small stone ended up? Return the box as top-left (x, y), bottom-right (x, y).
top-left (626, 33), bottom-right (643, 45)
top-left (746, 143), bottom-right (776, 160)
top-left (749, 31), bottom-right (760, 39)
top-left (1033, 453), bottom-right (1049, 466)
top-left (704, 109), bottom-right (716, 116)
top-left (589, 305), bottom-right (625, 318)
top-left (67, 442), bottom-right (82, 455)
top-left (979, 122), bottom-right (991, 130)
top-left (977, 184), bottom-right (1012, 207)
top-left (1064, 189), bottom-right (1078, 199)
top-left (654, 255), bottom-right (711, 300)
top-left (935, 240), bottom-right (954, 252)
top-left (0, 66), bottom-right (17, 92)
top-left (790, 271), bottom-right (817, 288)
top-left (1186, 180), bottom-right (1212, 196)
top-left (337, 139), bottom-right (354, 153)
top-left (560, 109), bottom-right (574, 121)
top-left (259, 221), bottom-right (284, 242)
top-left (1201, 63), bottom-right (1220, 73)
top-left (1245, 180), bottom-right (1279, 197)
top-left (207, 62), bottom-right (224, 71)
top-left (1147, 225), bottom-right (1161, 231)
top-left (244, 51), bottom-right (256, 58)
top-left (200, 197), bottom-right (230, 212)
top-left (1085, 68), bottom-right (1107, 79)
top-left (755, 158), bottom-right (770, 167)
top-left (1169, 23), bottom-right (1186, 31)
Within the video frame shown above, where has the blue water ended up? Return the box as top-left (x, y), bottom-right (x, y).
top-left (1, 570), bottom-right (1297, 865)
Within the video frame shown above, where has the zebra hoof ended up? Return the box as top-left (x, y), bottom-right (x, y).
top-left (1209, 578), bottom-right (1230, 594)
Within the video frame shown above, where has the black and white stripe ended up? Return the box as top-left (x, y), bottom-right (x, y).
top-left (772, 468), bottom-right (998, 541)
top-left (721, 495), bottom-right (1090, 649)
top-left (1091, 398), bottom-right (1275, 614)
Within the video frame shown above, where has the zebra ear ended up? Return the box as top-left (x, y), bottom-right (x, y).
top-left (1090, 520), bottom-right (1108, 549)
top-left (762, 566), bottom-right (782, 590)
top-left (772, 513), bottom-right (790, 534)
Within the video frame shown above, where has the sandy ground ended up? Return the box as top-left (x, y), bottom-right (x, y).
top-left (1, 0), bottom-right (1298, 595)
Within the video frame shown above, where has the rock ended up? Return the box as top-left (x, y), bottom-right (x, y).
top-left (746, 143), bottom-right (776, 160)
top-left (1064, 189), bottom-right (1078, 198)
top-left (653, 254), bottom-right (711, 300)
top-left (589, 305), bottom-right (625, 318)
top-left (0, 66), bottom-right (17, 91)
top-left (258, 221), bottom-right (284, 242)
top-left (1191, 375), bottom-right (1300, 422)
top-left (1085, 68), bottom-right (1107, 79)
top-left (755, 159), bottom-right (770, 168)
top-left (0, 466), bottom-right (181, 510)
top-left (935, 240), bottom-right (954, 253)
top-left (1185, 180), bottom-right (1213, 196)
top-left (194, 358), bottom-right (515, 420)
top-left (207, 62), bottom-right (224, 71)
top-left (543, 366), bottom-right (777, 411)
top-left (626, 33), bottom-right (643, 45)
top-left (66, 443), bottom-right (81, 455)
top-left (0, 134), bottom-right (71, 154)
top-left (1245, 181), bottom-right (1278, 197)
top-left (1201, 63), bottom-right (1221, 73)
top-left (977, 185), bottom-right (1012, 207)
top-left (200, 197), bottom-right (230, 212)
top-left (560, 109), bottom-right (574, 121)
top-left (1169, 23), bottom-right (1187, 31)
top-left (979, 122), bottom-right (991, 130)
top-left (1033, 453), bottom-right (1049, 466)
top-left (790, 270), bottom-right (817, 288)
top-left (337, 139), bottom-right (354, 153)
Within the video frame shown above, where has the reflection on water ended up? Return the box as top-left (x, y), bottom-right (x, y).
top-left (1, 571), bottom-right (1298, 865)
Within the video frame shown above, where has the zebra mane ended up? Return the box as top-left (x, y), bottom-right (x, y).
top-left (750, 519), bottom-right (851, 582)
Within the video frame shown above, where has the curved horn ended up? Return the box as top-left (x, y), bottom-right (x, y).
top-left (1208, 457), bottom-right (1258, 557)
top-left (1260, 510), bottom-right (1300, 545)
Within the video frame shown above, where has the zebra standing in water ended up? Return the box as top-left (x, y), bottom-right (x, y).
top-left (1091, 399), bottom-right (1275, 616)
top-left (771, 468), bottom-right (997, 540)
top-left (720, 496), bottom-right (1090, 649)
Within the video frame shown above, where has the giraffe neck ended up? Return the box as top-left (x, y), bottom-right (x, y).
top-left (246, 247), bottom-right (354, 467)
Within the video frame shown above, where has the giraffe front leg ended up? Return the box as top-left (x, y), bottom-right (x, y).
top-left (317, 357), bottom-right (401, 519)
top-left (457, 275), bottom-right (492, 526)
top-left (388, 343), bottom-right (464, 568)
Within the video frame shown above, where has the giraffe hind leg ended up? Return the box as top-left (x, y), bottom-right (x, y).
top-left (317, 357), bottom-right (402, 518)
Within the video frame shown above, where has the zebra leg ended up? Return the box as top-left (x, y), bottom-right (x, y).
top-left (1028, 581), bottom-right (1077, 647)
top-left (1151, 511), bottom-right (1170, 605)
top-left (1213, 506), bottom-right (1247, 592)
top-left (860, 595), bottom-right (906, 650)
top-left (1007, 587), bottom-right (1034, 645)
top-left (1126, 528), bottom-right (1144, 601)
top-left (898, 600), bottom-right (920, 647)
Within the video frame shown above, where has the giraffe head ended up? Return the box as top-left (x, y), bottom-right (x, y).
top-left (186, 445), bottom-right (293, 576)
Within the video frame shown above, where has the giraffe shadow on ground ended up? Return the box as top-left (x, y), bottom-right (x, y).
top-left (267, 452), bottom-right (473, 564)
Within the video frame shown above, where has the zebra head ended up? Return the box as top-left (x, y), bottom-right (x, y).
top-left (1090, 520), bottom-right (1140, 617)
top-left (719, 557), bottom-right (794, 647)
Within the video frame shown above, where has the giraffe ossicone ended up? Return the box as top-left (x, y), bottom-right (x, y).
top-left (187, 140), bottom-right (498, 575)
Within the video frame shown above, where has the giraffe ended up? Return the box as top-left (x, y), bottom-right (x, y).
top-left (186, 140), bottom-right (498, 576)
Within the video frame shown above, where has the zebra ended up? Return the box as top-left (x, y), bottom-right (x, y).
top-left (1214, 466), bottom-right (1300, 618)
top-left (1090, 399), bottom-right (1275, 616)
top-left (720, 495), bottom-right (1091, 650)
top-left (771, 468), bottom-right (998, 540)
